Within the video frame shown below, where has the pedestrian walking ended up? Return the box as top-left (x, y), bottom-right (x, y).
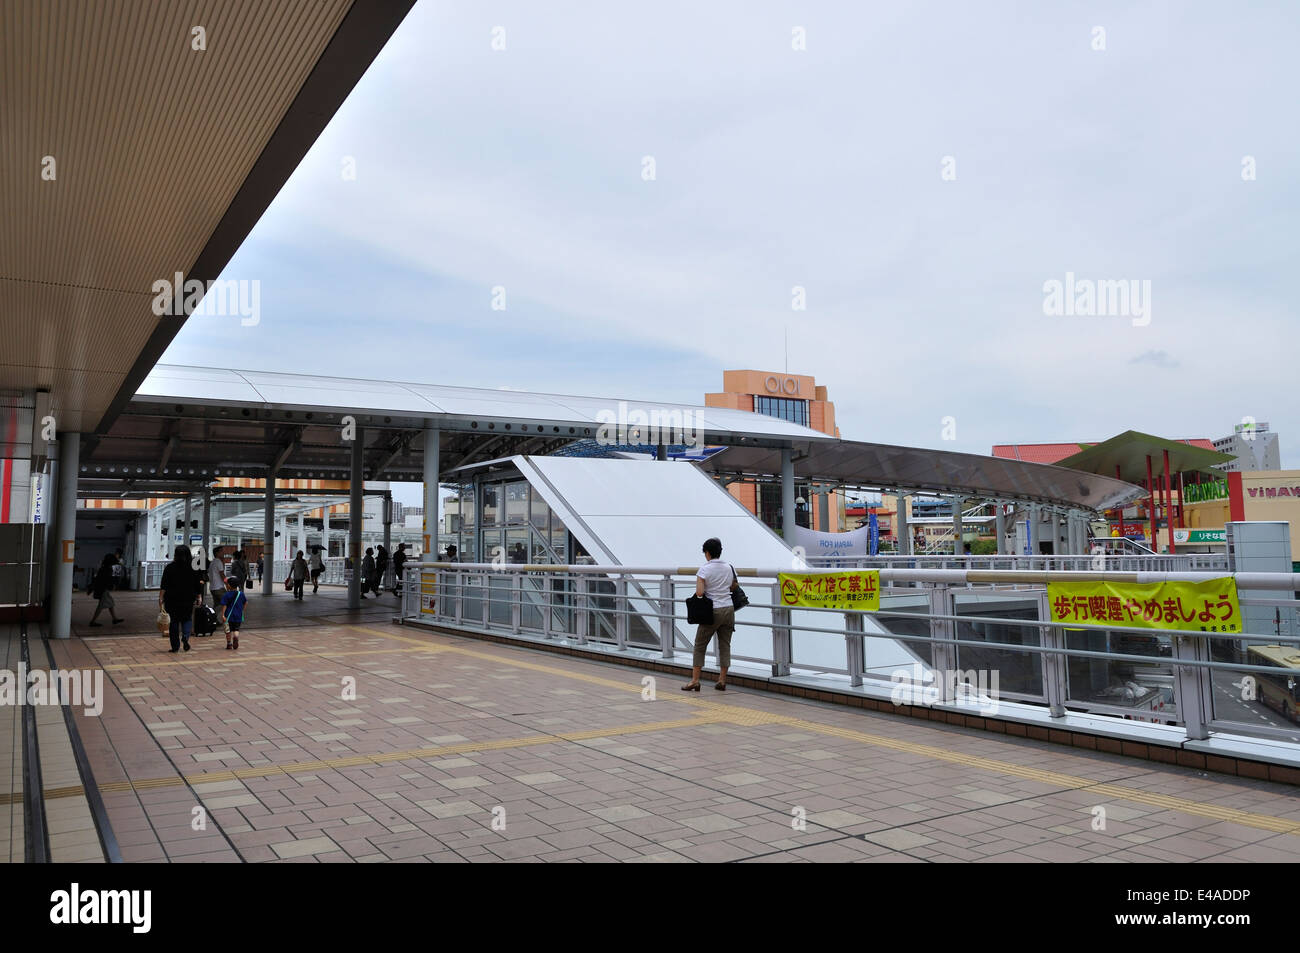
top-left (291, 550), bottom-right (308, 600)
top-left (159, 545), bottom-right (203, 652)
top-left (207, 547), bottom-right (226, 608)
top-left (392, 543), bottom-right (407, 597)
top-left (218, 577), bottom-right (248, 651)
top-left (360, 547), bottom-right (377, 598)
top-left (309, 546), bottom-right (324, 593)
top-left (88, 553), bottom-right (125, 627)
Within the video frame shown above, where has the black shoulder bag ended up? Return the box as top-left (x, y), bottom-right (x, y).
top-left (730, 565), bottom-right (750, 611)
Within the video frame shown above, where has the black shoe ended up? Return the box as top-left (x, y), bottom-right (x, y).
top-left (169, 647), bottom-right (179, 653)
top-left (183, 641), bottom-right (191, 652)
top-left (112, 618), bottom-right (124, 624)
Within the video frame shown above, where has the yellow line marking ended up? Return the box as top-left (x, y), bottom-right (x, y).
top-left (74, 621), bottom-right (1300, 838)
top-left (356, 624), bottom-right (1300, 836)
top-left (100, 645), bottom-right (443, 671)
top-left (96, 714), bottom-right (722, 795)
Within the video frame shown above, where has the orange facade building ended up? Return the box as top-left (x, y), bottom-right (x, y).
top-left (705, 370), bottom-right (842, 532)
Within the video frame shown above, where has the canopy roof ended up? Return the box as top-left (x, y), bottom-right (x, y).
top-left (0, 0), bottom-right (414, 437)
top-left (1055, 430), bottom-right (1234, 483)
top-left (80, 367), bottom-right (1144, 511)
top-left (697, 441), bottom-right (1143, 510)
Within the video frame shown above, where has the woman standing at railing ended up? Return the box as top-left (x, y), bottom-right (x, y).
top-left (682, 537), bottom-right (740, 692)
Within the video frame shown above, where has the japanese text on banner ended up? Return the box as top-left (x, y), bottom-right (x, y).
top-left (778, 571), bottom-right (881, 611)
top-left (1046, 578), bottom-right (1241, 633)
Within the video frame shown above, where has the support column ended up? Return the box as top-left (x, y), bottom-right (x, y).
top-left (1163, 449), bottom-right (1176, 554)
top-left (780, 448), bottom-right (795, 542)
top-left (43, 456), bottom-right (60, 602)
top-left (897, 491), bottom-right (909, 555)
top-left (656, 443), bottom-right (666, 462)
top-left (995, 504), bottom-right (1006, 554)
top-left (182, 495), bottom-right (192, 550)
top-left (1028, 504), bottom-right (1039, 555)
top-left (951, 499), bottom-right (964, 556)
top-left (323, 505), bottom-right (331, 557)
top-left (817, 484), bottom-right (830, 534)
top-left (1145, 454), bottom-right (1157, 552)
top-left (49, 433), bottom-right (79, 639)
top-left (349, 427), bottom-right (364, 608)
top-left (262, 477), bottom-right (276, 595)
top-left (423, 428), bottom-right (440, 559)
top-left (202, 488), bottom-right (212, 556)
top-left (297, 512), bottom-right (306, 558)
top-left (382, 491), bottom-right (392, 554)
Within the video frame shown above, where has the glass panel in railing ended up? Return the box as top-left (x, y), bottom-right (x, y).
top-left (953, 592), bottom-right (1043, 700)
top-left (1063, 623), bottom-right (1176, 724)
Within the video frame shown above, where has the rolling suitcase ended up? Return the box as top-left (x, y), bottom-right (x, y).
top-left (193, 604), bottom-right (218, 637)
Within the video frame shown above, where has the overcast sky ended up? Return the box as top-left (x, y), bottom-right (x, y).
top-left (163, 0), bottom-right (1300, 503)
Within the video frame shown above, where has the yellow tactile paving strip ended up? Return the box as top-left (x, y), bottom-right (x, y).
top-left (63, 623), bottom-right (1300, 840)
top-left (99, 645), bottom-right (444, 671)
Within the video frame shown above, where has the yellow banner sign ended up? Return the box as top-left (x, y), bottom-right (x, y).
top-left (1047, 578), bottom-right (1241, 633)
top-left (779, 571), bottom-right (881, 611)
top-left (419, 570), bottom-right (438, 617)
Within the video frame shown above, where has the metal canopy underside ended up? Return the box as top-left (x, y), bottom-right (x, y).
top-left (0, 0), bottom-right (415, 433)
top-left (79, 364), bottom-right (832, 489)
top-left (1055, 430), bottom-right (1234, 483)
top-left (697, 441), bottom-right (1144, 511)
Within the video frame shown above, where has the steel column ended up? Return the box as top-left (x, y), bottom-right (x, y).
top-left (48, 433), bottom-right (79, 639)
top-left (1163, 449), bottom-right (1175, 554)
top-left (201, 488), bottom-right (211, 555)
top-left (262, 477), bottom-right (275, 595)
top-left (896, 492), bottom-right (910, 555)
top-left (781, 448), bottom-right (795, 541)
top-left (951, 499), bottom-right (964, 556)
top-left (1146, 454), bottom-right (1157, 552)
top-left (658, 577), bottom-right (674, 658)
top-left (348, 427), bottom-right (364, 609)
top-left (423, 428), bottom-right (439, 558)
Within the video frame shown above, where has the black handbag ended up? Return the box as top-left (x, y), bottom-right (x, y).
top-left (686, 594), bottom-right (714, 625)
top-left (730, 566), bottom-right (750, 611)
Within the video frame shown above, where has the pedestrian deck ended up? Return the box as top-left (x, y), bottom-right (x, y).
top-left (10, 586), bottom-right (1300, 862)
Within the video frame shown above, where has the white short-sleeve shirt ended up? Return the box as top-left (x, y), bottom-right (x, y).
top-left (696, 559), bottom-right (734, 609)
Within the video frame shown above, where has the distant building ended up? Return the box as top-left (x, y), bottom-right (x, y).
top-left (705, 370), bottom-right (842, 532)
top-left (1213, 422), bottom-right (1281, 473)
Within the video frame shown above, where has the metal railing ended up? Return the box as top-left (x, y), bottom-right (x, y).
top-left (400, 561), bottom-right (1300, 753)
top-left (806, 553), bottom-right (1231, 572)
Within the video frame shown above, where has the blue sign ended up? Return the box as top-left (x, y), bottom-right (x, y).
top-left (868, 512), bottom-right (879, 556)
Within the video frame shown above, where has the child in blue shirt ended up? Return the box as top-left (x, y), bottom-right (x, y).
top-left (218, 578), bottom-right (248, 650)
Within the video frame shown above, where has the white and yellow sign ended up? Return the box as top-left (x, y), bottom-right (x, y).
top-left (778, 571), bottom-right (881, 611)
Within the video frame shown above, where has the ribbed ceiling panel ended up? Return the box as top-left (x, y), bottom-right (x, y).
top-left (0, 0), bottom-right (355, 429)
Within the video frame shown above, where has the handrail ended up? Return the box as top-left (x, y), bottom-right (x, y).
top-left (413, 561), bottom-right (1300, 591)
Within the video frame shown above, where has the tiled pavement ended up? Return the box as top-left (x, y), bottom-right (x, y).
top-left (17, 587), bottom-right (1300, 862)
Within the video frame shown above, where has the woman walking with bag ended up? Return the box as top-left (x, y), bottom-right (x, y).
top-left (682, 537), bottom-right (741, 692)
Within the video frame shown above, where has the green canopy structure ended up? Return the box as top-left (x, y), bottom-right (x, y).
top-left (1057, 430), bottom-right (1235, 554)
top-left (1057, 431), bottom-right (1233, 483)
